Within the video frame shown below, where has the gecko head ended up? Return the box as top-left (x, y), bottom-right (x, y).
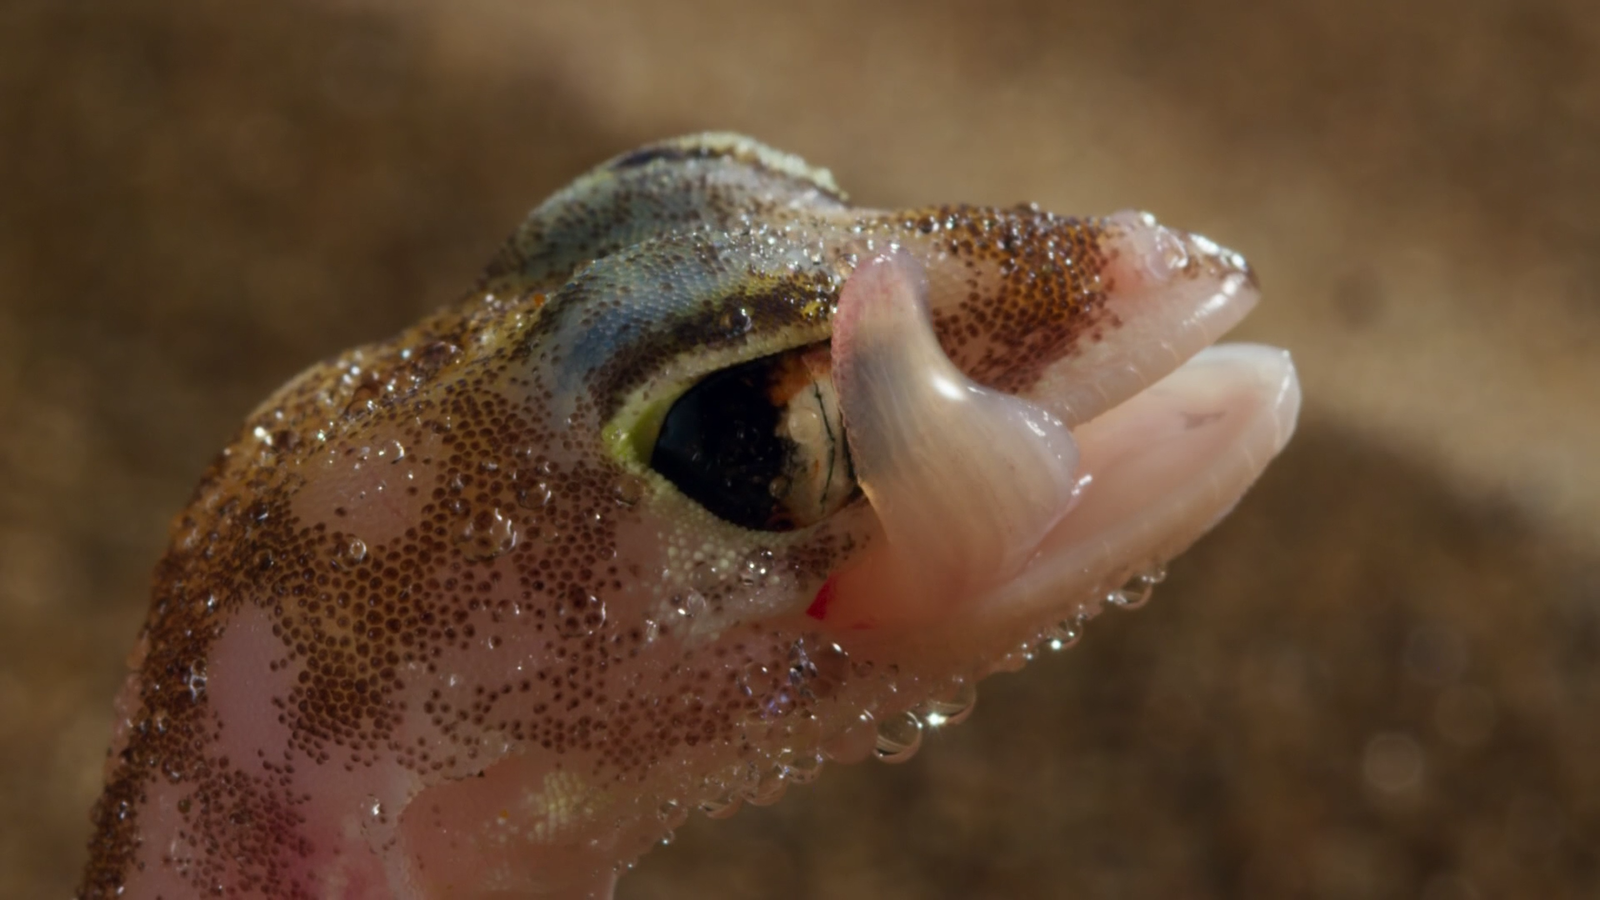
top-left (81, 134), bottom-right (1299, 899)
top-left (495, 145), bottom-right (1304, 852)
top-left (591, 203), bottom-right (1298, 668)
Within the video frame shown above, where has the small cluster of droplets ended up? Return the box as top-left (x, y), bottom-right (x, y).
top-left (995, 562), bottom-right (1171, 672)
top-left (1105, 562), bottom-right (1167, 610)
top-left (869, 677), bottom-right (980, 764)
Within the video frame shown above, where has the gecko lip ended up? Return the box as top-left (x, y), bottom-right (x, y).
top-left (968, 341), bottom-right (1300, 643)
top-left (1027, 209), bottom-right (1264, 428)
top-left (822, 219), bottom-right (1298, 646)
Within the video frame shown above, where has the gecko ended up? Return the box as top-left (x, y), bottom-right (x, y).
top-left (78, 133), bottom-right (1299, 899)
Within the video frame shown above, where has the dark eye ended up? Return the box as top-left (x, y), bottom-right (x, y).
top-left (651, 343), bottom-right (858, 531)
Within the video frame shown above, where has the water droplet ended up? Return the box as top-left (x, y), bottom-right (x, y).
top-left (382, 439), bottom-right (406, 463)
top-left (514, 474), bottom-right (553, 511)
top-left (874, 711), bottom-right (924, 763)
top-left (736, 661), bottom-right (773, 699)
top-left (721, 307), bottom-right (753, 337)
top-left (738, 548), bottom-right (776, 585)
top-left (656, 799), bottom-right (687, 829)
top-left (367, 797), bottom-right (384, 819)
top-left (745, 770), bottom-right (789, 807)
top-left (669, 591), bottom-right (708, 620)
top-left (784, 753), bottom-right (824, 785)
top-left (1107, 566), bottom-right (1162, 610)
top-left (789, 636), bottom-right (849, 700)
top-left (339, 537), bottom-right (368, 565)
top-left (821, 710), bottom-right (878, 764)
top-left (455, 508), bottom-right (519, 561)
top-left (1044, 615), bottom-right (1084, 651)
top-left (554, 589), bottom-right (606, 637)
top-left (185, 662), bottom-right (208, 702)
top-left (992, 644), bottom-right (1033, 673)
top-left (921, 680), bottom-right (977, 727)
top-left (688, 560), bottom-right (720, 594)
top-left (344, 380), bottom-right (382, 416)
top-left (414, 340), bottom-right (461, 374)
top-left (612, 474), bottom-right (647, 507)
top-left (699, 793), bottom-right (742, 820)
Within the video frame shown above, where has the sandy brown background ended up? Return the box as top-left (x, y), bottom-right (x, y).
top-left (3, 1), bottom-right (1597, 897)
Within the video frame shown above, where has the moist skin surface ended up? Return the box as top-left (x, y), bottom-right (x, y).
top-left (79, 134), bottom-right (1299, 900)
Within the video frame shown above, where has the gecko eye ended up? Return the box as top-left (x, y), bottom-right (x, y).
top-left (651, 343), bottom-right (858, 531)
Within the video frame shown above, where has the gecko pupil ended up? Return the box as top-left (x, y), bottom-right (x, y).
top-left (651, 344), bottom-right (856, 532)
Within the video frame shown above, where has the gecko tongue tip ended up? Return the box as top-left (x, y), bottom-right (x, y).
top-left (832, 253), bottom-right (1081, 609)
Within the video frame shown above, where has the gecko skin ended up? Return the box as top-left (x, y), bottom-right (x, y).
top-left (79, 134), bottom-right (1299, 899)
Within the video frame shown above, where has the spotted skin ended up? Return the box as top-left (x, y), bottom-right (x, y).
top-left (80, 134), bottom-right (1120, 899)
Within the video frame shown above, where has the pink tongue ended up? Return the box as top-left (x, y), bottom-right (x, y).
top-left (831, 253), bottom-right (1082, 611)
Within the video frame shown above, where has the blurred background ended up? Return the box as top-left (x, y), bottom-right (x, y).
top-left (2, 0), bottom-right (1596, 897)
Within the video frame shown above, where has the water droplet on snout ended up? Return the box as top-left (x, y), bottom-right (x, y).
top-left (874, 711), bottom-right (924, 763)
top-left (455, 508), bottom-right (519, 561)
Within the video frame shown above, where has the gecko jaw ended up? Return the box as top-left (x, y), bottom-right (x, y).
top-left (821, 227), bottom-right (1298, 652)
top-left (965, 340), bottom-right (1300, 650)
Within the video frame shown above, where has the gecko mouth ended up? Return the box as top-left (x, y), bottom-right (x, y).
top-left (820, 212), bottom-right (1300, 649)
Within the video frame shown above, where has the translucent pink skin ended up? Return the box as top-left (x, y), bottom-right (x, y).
top-left (80, 135), bottom-right (1298, 899)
